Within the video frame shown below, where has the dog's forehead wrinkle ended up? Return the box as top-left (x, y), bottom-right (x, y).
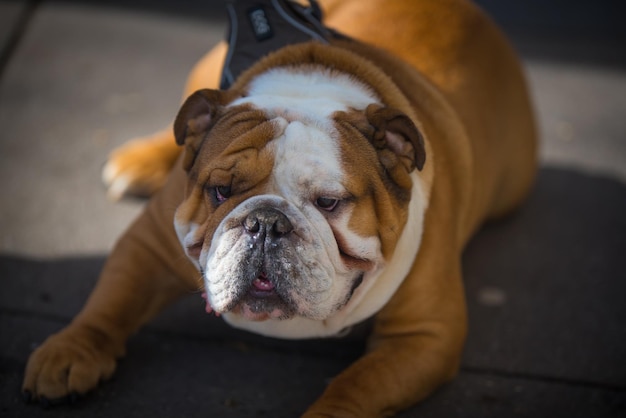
top-left (229, 68), bottom-right (381, 207)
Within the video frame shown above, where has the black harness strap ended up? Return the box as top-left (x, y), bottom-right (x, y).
top-left (220, 0), bottom-right (343, 89)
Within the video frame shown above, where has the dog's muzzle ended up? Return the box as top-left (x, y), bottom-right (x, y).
top-left (202, 194), bottom-right (357, 321)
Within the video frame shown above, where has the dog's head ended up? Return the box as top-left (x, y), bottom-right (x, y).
top-left (173, 68), bottom-right (426, 333)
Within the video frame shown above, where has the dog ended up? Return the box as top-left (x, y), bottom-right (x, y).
top-left (22, 0), bottom-right (537, 416)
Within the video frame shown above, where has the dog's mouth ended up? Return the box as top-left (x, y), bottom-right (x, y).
top-left (201, 201), bottom-right (344, 321)
top-left (238, 271), bottom-right (294, 320)
top-left (203, 270), bottom-right (295, 321)
top-left (249, 271), bottom-right (275, 296)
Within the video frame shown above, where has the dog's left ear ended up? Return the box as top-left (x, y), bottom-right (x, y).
top-left (174, 89), bottom-right (226, 171)
top-left (365, 104), bottom-right (426, 172)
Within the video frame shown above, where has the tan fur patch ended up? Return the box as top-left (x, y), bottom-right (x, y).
top-left (333, 110), bottom-right (413, 260)
top-left (177, 104), bottom-right (285, 253)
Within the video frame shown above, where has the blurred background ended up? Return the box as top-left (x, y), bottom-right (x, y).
top-left (0, 0), bottom-right (625, 256)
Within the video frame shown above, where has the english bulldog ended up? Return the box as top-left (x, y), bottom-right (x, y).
top-left (22, 0), bottom-right (537, 416)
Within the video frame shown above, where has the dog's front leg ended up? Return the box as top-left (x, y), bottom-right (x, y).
top-left (22, 164), bottom-right (199, 405)
top-left (305, 212), bottom-right (468, 417)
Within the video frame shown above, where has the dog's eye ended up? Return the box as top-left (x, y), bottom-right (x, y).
top-left (316, 197), bottom-right (339, 211)
top-left (214, 186), bottom-right (232, 203)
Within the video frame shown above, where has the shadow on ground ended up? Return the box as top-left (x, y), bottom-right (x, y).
top-left (1, 167), bottom-right (625, 417)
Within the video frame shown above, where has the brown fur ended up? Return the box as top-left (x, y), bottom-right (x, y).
top-left (24, 1), bottom-right (537, 416)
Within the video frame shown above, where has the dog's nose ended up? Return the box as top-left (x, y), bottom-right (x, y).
top-left (243, 207), bottom-right (293, 240)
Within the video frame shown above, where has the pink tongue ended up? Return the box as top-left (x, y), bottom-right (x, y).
top-left (253, 274), bottom-right (275, 291)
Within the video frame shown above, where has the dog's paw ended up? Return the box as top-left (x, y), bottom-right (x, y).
top-left (102, 133), bottom-right (179, 200)
top-left (22, 328), bottom-right (118, 406)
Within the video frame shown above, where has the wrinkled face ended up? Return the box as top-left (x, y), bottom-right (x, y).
top-left (173, 69), bottom-right (425, 325)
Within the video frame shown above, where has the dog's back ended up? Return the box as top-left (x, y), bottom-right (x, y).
top-left (324, 0), bottom-right (537, 238)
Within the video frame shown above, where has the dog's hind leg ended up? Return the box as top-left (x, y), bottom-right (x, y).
top-left (102, 42), bottom-right (228, 200)
top-left (102, 127), bottom-right (180, 200)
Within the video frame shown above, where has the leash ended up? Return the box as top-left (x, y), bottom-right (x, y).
top-left (220, 0), bottom-right (344, 89)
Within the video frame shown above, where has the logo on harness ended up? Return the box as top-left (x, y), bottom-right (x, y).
top-left (220, 0), bottom-right (345, 89)
top-left (248, 6), bottom-right (273, 41)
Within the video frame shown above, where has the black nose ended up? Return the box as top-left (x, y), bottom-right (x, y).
top-left (243, 207), bottom-right (293, 241)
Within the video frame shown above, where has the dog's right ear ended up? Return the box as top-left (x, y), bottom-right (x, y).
top-left (174, 89), bottom-right (226, 171)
